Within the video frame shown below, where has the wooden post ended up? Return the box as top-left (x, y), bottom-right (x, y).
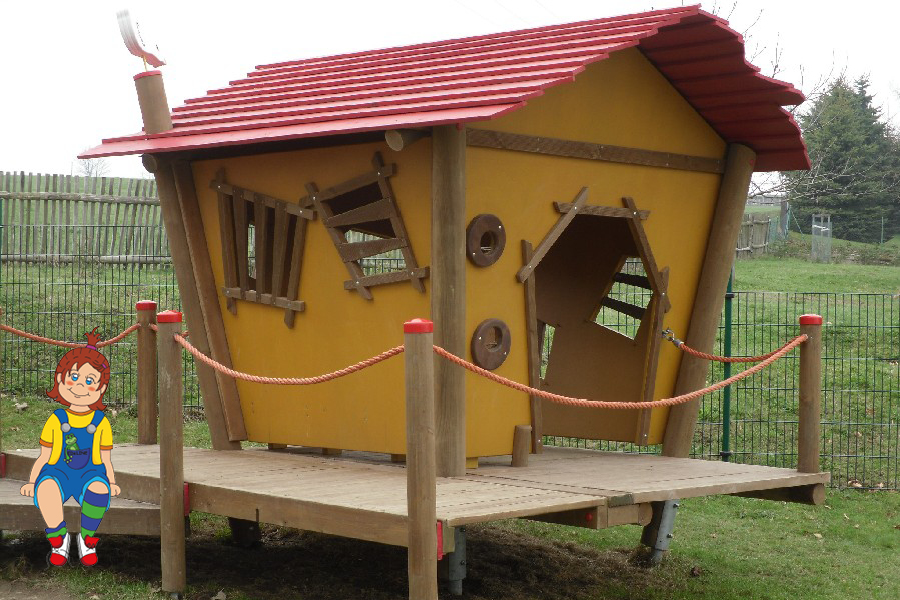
top-left (136, 300), bottom-right (158, 445)
top-left (157, 310), bottom-right (186, 595)
top-left (798, 314), bottom-right (823, 474)
top-left (405, 318), bottom-right (438, 600)
top-left (143, 154), bottom-right (241, 451)
top-left (662, 143), bottom-right (756, 458)
top-left (431, 124), bottom-right (467, 477)
top-left (511, 425), bottom-right (532, 467)
top-left (171, 160), bottom-right (247, 442)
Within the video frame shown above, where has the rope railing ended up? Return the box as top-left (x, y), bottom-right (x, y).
top-left (0, 322), bottom-right (141, 348)
top-left (662, 328), bottom-right (785, 363)
top-left (433, 334), bottom-right (808, 410)
top-left (173, 332), bottom-right (405, 385)
top-left (0, 311), bottom-right (807, 411)
top-left (150, 319), bottom-right (806, 410)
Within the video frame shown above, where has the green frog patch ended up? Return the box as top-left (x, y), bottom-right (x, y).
top-left (63, 434), bottom-right (79, 464)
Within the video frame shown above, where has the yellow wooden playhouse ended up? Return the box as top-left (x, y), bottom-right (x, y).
top-left (86, 5), bottom-right (810, 466)
top-left (72, 5), bottom-right (830, 597)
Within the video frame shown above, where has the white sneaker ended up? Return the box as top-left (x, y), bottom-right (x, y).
top-left (47, 532), bottom-right (70, 566)
top-left (76, 533), bottom-right (98, 566)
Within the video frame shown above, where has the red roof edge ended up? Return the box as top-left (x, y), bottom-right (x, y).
top-left (81, 4), bottom-right (808, 172)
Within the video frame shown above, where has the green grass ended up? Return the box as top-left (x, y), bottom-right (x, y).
top-left (500, 490), bottom-right (900, 600)
top-left (744, 205), bottom-right (781, 215)
top-left (734, 256), bottom-right (900, 292)
top-left (762, 232), bottom-right (900, 267)
top-left (3, 402), bottom-right (899, 600)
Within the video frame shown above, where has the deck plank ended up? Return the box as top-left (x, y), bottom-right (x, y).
top-left (0, 478), bottom-right (160, 535)
top-left (1, 445), bottom-right (829, 544)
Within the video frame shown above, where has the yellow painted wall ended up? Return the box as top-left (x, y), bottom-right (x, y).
top-left (193, 141), bottom-right (432, 455)
top-left (189, 47), bottom-right (727, 455)
top-left (465, 48), bottom-right (726, 444)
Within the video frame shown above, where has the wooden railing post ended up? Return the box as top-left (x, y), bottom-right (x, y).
top-left (136, 300), bottom-right (158, 445)
top-left (798, 314), bottom-right (823, 473)
top-left (157, 310), bottom-right (186, 595)
top-left (404, 318), bottom-right (438, 600)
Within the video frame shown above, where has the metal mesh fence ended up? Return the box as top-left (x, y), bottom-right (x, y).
top-left (0, 174), bottom-right (201, 412)
top-left (2, 177), bottom-right (897, 489)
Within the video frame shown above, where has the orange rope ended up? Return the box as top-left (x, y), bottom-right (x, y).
top-left (664, 328), bottom-right (787, 363)
top-left (432, 334), bottom-right (808, 410)
top-left (0, 323), bottom-right (140, 348)
top-left (98, 323), bottom-right (141, 347)
top-left (677, 342), bottom-right (782, 363)
top-left (173, 333), bottom-right (404, 385)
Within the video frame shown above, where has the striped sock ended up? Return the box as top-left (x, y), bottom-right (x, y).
top-left (80, 489), bottom-right (109, 539)
top-left (45, 520), bottom-right (67, 541)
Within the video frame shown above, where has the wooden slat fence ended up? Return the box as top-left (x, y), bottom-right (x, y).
top-left (735, 214), bottom-right (773, 258)
top-left (0, 171), bottom-right (170, 266)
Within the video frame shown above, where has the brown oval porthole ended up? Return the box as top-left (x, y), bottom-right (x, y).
top-left (471, 318), bottom-right (511, 370)
top-left (466, 214), bottom-right (506, 267)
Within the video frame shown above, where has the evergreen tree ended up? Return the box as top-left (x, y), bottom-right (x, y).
top-left (786, 77), bottom-right (899, 243)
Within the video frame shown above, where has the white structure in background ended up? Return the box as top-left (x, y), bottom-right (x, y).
top-left (811, 214), bottom-right (832, 263)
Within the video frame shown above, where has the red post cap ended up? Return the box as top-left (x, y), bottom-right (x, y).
top-left (135, 300), bottom-right (157, 311)
top-left (404, 318), bottom-right (434, 334)
top-left (798, 314), bottom-right (823, 326)
top-left (157, 310), bottom-right (183, 323)
top-left (134, 70), bottom-right (163, 81)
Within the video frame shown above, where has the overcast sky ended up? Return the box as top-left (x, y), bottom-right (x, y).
top-left (1, 1), bottom-right (897, 179)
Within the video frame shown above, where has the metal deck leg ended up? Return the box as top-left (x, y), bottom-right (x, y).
top-left (640, 499), bottom-right (680, 566)
top-left (439, 526), bottom-right (467, 596)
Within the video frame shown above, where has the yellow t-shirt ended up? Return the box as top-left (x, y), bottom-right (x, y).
top-left (39, 409), bottom-right (113, 465)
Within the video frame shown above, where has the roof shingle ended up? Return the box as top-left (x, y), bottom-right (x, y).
top-left (82, 5), bottom-right (808, 172)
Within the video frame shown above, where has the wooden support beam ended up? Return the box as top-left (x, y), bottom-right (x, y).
top-left (210, 180), bottom-right (314, 220)
top-left (622, 196), bottom-right (670, 313)
top-left (404, 319), bottom-right (438, 600)
top-left (386, 128), bottom-right (428, 151)
top-left (522, 241), bottom-right (543, 453)
top-left (555, 202), bottom-right (649, 220)
top-left (734, 483), bottom-right (826, 506)
top-left (323, 198), bottom-right (393, 228)
top-left (337, 237), bottom-right (406, 263)
top-left (172, 160), bottom-right (248, 442)
top-left (662, 144), bottom-right (756, 458)
top-left (432, 125), bottom-right (467, 477)
top-left (213, 169), bottom-right (238, 315)
top-left (517, 187), bottom-right (587, 283)
top-left (283, 214), bottom-right (309, 328)
top-left (342, 267), bottom-right (429, 290)
top-left (466, 128), bottom-right (725, 174)
top-left (136, 300), bottom-right (158, 445)
top-left (221, 288), bottom-right (306, 312)
top-left (143, 154), bottom-right (241, 450)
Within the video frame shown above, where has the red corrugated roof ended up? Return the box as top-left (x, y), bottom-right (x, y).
top-left (82, 5), bottom-right (809, 171)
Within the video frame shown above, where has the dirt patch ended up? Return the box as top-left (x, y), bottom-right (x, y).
top-left (1, 522), bottom-right (663, 600)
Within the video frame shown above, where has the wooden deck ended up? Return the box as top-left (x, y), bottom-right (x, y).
top-left (1, 445), bottom-right (829, 545)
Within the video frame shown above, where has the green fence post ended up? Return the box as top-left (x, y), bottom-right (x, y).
top-left (720, 267), bottom-right (734, 462)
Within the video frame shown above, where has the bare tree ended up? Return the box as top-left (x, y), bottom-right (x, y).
top-left (77, 156), bottom-right (110, 178)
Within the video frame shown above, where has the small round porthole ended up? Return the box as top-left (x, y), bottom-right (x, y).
top-left (466, 214), bottom-right (506, 267)
top-left (471, 318), bottom-right (511, 370)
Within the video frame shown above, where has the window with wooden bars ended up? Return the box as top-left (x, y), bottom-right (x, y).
top-left (303, 152), bottom-right (428, 300)
top-left (211, 170), bottom-right (315, 328)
